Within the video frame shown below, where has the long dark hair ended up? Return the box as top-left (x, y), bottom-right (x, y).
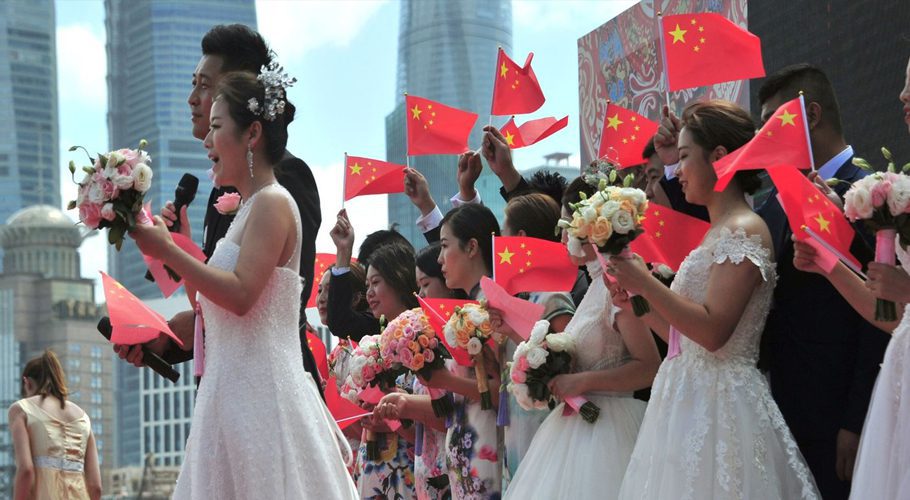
top-left (439, 204), bottom-right (501, 275)
top-left (368, 243), bottom-right (419, 310)
top-left (22, 350), bottom-right (68, 409)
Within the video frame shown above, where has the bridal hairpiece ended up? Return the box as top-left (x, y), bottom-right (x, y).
top-left (247, 57), bottom-right (297, 121)
top-left (583, 157), bottom-right (621, 188)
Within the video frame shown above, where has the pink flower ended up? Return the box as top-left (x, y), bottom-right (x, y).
top-left (119, 148), bottom-right (141, 168)
top-left (871, 181), bottom-right (892, 208)
top-left (423, 349), bottom-right (435, 363)
top-left (79, 202), bottom-right (102, 228)
top-left (214, 192), bottom-right (241, 215)
top-left (478, 445), bottom-right (498, 462)
top-left (516, 356), bottom-right (530, 372)
top-left (399, 347), bottom-right (414, 366)
top-left (101, 203), bottom-right (116, 221)
top-left (510, 369), bottom-right (526, 384)
top-left (362, 364), bottom-right (376, 382)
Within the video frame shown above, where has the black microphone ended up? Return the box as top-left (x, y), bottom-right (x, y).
top-left (97, 317), bottom-right (181, 383)
top-left (146, 174), bottom-right (199, 282)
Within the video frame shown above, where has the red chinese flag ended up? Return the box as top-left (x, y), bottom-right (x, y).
top-left (768, 166), bottom-right (860, 271)
top-left (306, 331), bottom-right (329, 382)
top-left (491, 48), bottom-right (545, 116)
top-left (406, 94), bottom-right (478, 156)
top-left (416, 296), bottom-right (477, 367)
top-left (492, 236), bottom-right (576, 294)
top-left (101, 272), bottom-right (182, 346)
top-left (305, 253), bottom-right (335, 308)
top-left (500, 116), bottom-right (568, 149)
top-left (630, 203), bottom-right (710, 271)
top-left (662, 13), bottom-right (765, 91)
top-left (598, 103), bottom-right (660, 169)
top-left (713, 96), bottom-right (813, 191)
top-left (344, 155), bottom-right (405, 201)
top-left (324, 376), bottom-right (367, 430)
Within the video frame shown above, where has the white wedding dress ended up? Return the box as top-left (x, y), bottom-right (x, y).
top-left (504, 260), bottom-right (646, 500)
top-left (173, 184), bottom-right (357, 499)
top-left (618, 227), bottom-right (819, 500)
top-left (849, 239), bottom-right (910, 498)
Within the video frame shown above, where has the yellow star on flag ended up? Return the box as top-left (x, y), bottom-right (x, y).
top-left (606, 113), bottom-right (623, 131)
top-left (814, 213), bottom-right (831, 233)
top-left (669, 24), bottom-right (688, 44)
top-left (498, 247), bottom-right (515, 265)
top-left (349, 162), bottom-right (362, 175)
top-left (777, 109), bottom-right (797, 127)
top-left (411, 105), bottom-right (422, 120)
top-left (504, 130), bottom-right (515, 146)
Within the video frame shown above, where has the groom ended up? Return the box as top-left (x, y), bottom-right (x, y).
top-left (115, 24), bottom-right (324, 395)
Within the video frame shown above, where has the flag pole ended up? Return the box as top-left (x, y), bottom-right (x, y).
top-left (802, 225), bottom-right (866, 279)
top-left (798, 92), bottom-right (816, 171)
top-left (656, 10), bottom-right (672, 111)
top-left (491, 233), bottom-right (497, 283)
top-left (342, 152), bottom-right (347, 210)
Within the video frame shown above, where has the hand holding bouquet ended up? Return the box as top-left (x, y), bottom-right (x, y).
top-left (844, 148), bottom-right (910, 321)
top-left (443, 302), bottom-right (495, 409)
top-left (67, 140), bottom-right (154, 250)
top-left (346, 334), bottom-right (398, 460)
top-left (508, 320), bottom-right (600, 423)
top-left (379, 308), bottom-right (453, 417)
top-left (559, 175), bottom-right (650, 315)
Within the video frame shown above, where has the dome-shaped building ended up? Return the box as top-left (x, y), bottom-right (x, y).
top-left (0, 204), bottom-right (88, 279)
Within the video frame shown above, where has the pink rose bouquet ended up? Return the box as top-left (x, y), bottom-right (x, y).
top-left (345, 334), bottom-right (398, 460)
top-left (508, 320), bottom-right (600, 423)
top-left (66, 140), bottom-right (154, 250)
top-left (379, 308), bottom-right (453, 417)
top-left (844, 147), bottom-right (910, 321)
top-left (443, 302), bottom-right (495, 409)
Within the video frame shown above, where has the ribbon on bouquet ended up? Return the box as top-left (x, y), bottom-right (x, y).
top-left (561, 395), bottom-right (588, 416)
top-left (666, 325), bottom-right (682, 360)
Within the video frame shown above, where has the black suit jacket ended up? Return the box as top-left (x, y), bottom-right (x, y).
top-left (757, 158), bottom-right (888, 441)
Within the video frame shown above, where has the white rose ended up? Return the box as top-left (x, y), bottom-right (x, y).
top-left (887, 176), bottom-right (910, 216)
top-left (87, 182), bottom-right (105, 204)
top-left (599, 200), bottom-right (620, 219)
top-left (845, 186), bottom-right (873, 220)
top-left (514, 341), bottom-right (530, 360)
top-left (621, 187), bottom-right (647, 207)
top-left (131, 163), bottom-right (153, 193)
top-left (529, 320), bottom-right (550, 345)
top-left (581, 205), bottom-right (598, 224)
top-left (611, 209), bottom-right (636, 235)
top-left (510, 383), bottom-right (533, 410)
top-left (106, 152), bottom-right (124, 171)
top-left (444, 324), bottom-right (459, 348)
top-left (545, 333), bottom-right (575, 353)
top-left (526, 346), bottom-right (549, 369)
top-left (466, 337), bottom-right (483, 356)
top-left (467, 307), bottom-right (489, 326)
top-left (567, 236), bottom-right (585, 258)
top-left (349, 357), bottom-right (366, 387)
top-left (101, 203), bottom-right (116, 221)
top-left (112, 173), bottom-right (134, 190)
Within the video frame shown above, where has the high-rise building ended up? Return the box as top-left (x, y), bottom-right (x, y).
top-left (0, 206), bottom-right (115, 494)
top-left (386, 0), bottom-right (513, 246)
top-left (103, 0), bottom-right (257, 467)
top-left (104, 0), bottom-right (257, 300)
top-left (0, 0), bottom-right (59, 269)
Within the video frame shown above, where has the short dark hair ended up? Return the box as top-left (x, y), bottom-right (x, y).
top-left (416, 242), bottom-right (445, 280)
top-left (680, 100), bottom-right (761, 195)
top-left (527, 170), bottom-right (568, 207)
top-left (368, 243), bottom-right (419, 310)
top-left (215, 72), bottom-right (291, 164)
top-left (505, 193), bottom-right (561, 242)
top-left (757, 63), bottom-right (842, 134)
top-left (357, 229), bottom-right (412, 266)
top-left (440, 204), bottom-right (501, 275)
top-left (642, 137), bottom-right (656, 160)
top-left (562, 176), bottom-right (598, 214)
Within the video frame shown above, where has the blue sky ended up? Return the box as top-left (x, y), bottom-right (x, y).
top-left (54, 0), bottom-right (638, 297)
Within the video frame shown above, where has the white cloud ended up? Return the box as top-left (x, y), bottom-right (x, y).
top-left (56, 24), bottom-right (106, 106)
top-left (256, 0), bottom-right (389, 61)
top-left (309, 163), bottom-right (389, 256)
top-left (513, 0), bottom-right (639, 33)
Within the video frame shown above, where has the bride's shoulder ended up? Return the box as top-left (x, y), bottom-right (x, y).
top-left (247, 187), bottom-right (294, 222)
top-left (717, 211), bottom-right (772, 251)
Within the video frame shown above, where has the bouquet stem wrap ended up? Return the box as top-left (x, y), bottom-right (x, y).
top-left (473, 350), bottom-right (493, 410)
top-left (365, 429), bottom-right (380, 461)
top-left (619, 247), bottom-right (650, 316)
top-left (428, 387), bottom-right (454, 419)
top-left (414, 422), bottom-right (425, 457)
top-left (875, 229), bottom-right (898, 322)
top-left (561, 395), bottom-right (601, 424)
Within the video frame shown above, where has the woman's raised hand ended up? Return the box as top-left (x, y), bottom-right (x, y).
top-left (330, 209), bottom-right (355, 266)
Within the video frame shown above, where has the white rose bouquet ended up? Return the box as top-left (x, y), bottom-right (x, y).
top-left (66, 140), bottom-right (154, 251)
top-left (443, 302), bottom-right (495, 409)
top-left (558, 174), bottom-right (650, 315)
top-left (843, 147), bottom-right (910, 321)
top-left (507, 320), bottom-right (600, 423)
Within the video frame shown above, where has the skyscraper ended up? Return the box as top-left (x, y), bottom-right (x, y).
top-left (0, 0), bottom-right (59, 266)
top-left (386, 0), bottom-right (513, 245)
top-left (105, 0), bottom-right (257, 300)
top-left (104, 0), bottom-right (257, 468)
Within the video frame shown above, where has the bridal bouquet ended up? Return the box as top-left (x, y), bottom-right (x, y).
top-left (328, 338), bottom-right (357, 395)
top-left (66, 140), bottom-right (154, 250)
top-left (346, 334), bottom-right (398, 460)
top-left (558, 177), bottom-right (650, 315)
top-left (444, 302), bottom-right (495, 410)
top-left (844, 147), bottom-right (910, 321)
top-left (379, 308), bottom-right (453, 417)
top-left (508, 320), bottom-right (600, 423)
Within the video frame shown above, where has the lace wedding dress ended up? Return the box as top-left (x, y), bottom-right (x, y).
top-left (850, 239), bottom-right (910, 498)
top-left (618, 227), bottom-right (819, 500)
top-left (173, 184), bottom-right (357, 499)
top-left (504, 260), bottom-right (646, 500)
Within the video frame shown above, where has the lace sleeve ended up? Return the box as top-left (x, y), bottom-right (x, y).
top-left (711, 227), bottom-right (774, 282)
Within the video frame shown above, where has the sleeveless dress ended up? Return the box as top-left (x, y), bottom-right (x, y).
top-left (16, 397), bottom-right (91, 500)
top-left (849, 239), bottom-right (910, 498)
top-left (173, 184), bottom-right (357, 499)
top-left (618, 227), bottom-right (819, 500)
top-left (504, 261), bottom-right (646, 500)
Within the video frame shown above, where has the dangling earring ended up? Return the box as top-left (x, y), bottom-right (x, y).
top-left (247, 144), bottom-right (254, 179)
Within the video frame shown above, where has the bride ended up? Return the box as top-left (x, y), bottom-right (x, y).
top-left (609, 101), bottom-right (819, 499)
top-left (132, 69), bottom-right (356, 499)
